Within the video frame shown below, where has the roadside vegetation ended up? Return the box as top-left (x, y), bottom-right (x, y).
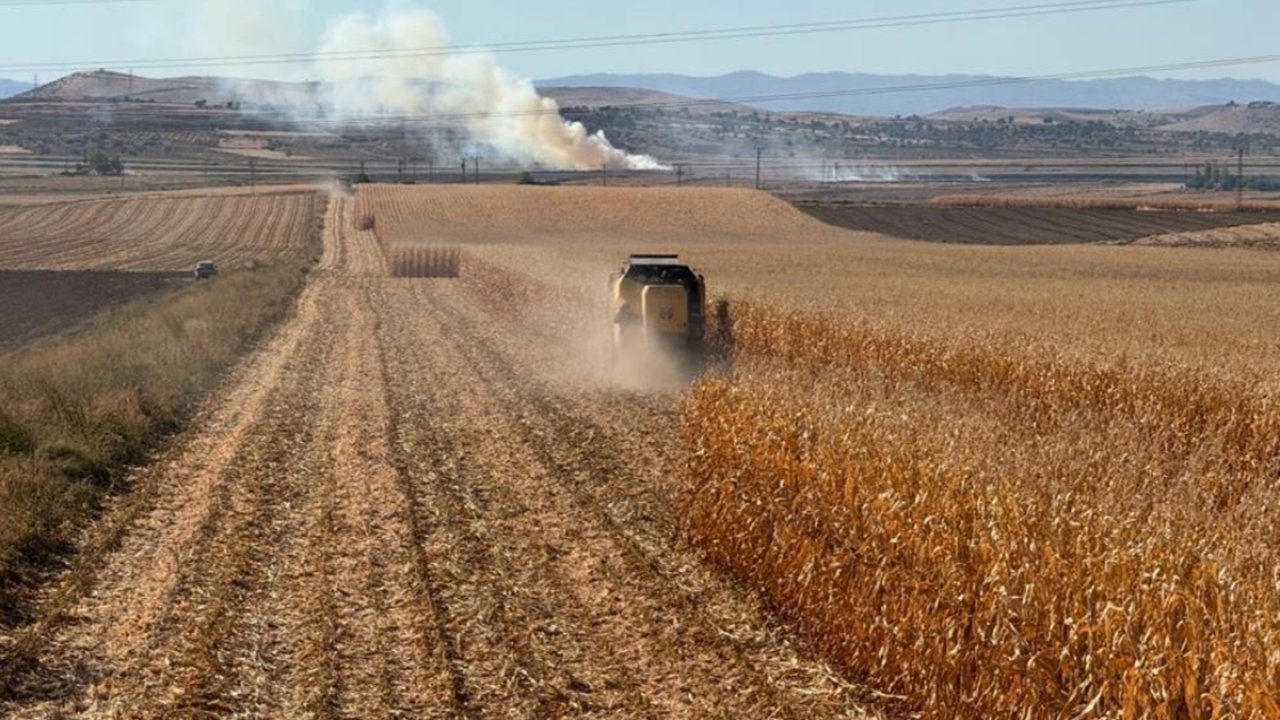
top-left (0, 262), bottom-right (311, 623)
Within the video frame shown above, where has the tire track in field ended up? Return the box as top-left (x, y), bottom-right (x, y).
top-left (377, 280), bottom-right (667, 718)
top-left (385, 279), bottom-right (876, 719)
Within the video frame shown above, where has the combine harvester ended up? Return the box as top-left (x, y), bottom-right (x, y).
top-left (610, 254), bottom-right (707, 373)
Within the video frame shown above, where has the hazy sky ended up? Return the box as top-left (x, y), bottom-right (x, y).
top-left (2, 0), bottom-right (1278, 84)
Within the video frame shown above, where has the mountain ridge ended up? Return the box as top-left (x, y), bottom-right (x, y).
top-left (537, 70), bottom-right (1280, 117)
top-left (0, 78), bottom-right (29, 99)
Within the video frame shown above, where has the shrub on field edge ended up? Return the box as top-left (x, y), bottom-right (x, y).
top-left (0, 262), bottom-right (312, 630)
top-left (0, 411), bottom-right (33, 455)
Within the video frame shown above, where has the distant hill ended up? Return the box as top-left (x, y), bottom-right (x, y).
top-left (13, 70), bottom-right (319, 107)
top-left (926, 105), bottom-right (1168, 128)
top-left (0, 78), bottom-right (28, 99)
top-left (14, 70), bottom-right (1280, 136)
top-left (540, 86), bottom-right (755, 115)
top-left (1159, 101), bottom-right (1280, 134)
top-left (539, 71), bottom-right (1280, 117)
top-left (15, 71), bottom-right (741, 114)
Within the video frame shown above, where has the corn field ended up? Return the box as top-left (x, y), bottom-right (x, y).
top-left (386, 244), bottom-right (461, 278)
top-left (684, 301), bottom-right (1280, 717)
top-left (350, 183), bottom-right (1280, 715)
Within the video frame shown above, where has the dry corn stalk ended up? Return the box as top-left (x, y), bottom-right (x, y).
top-left (683, 301), bottom-right (1280, 718)
top-left (386, 244), bottom-right (461, 278)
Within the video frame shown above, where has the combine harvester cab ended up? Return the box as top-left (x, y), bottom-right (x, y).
top-left (610, 254), bottom-right (706, 373)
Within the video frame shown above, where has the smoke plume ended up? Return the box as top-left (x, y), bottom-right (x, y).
top-left (175, 2), bottom-right (663, 170)
top-left (317, 7), bottom-right (665, 171)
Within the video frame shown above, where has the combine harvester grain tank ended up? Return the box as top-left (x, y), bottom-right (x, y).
top-left (609, 254), bottom-right (707, 369)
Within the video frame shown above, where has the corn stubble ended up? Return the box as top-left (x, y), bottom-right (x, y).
top-left (684, 302), bottom-right (1280, 717)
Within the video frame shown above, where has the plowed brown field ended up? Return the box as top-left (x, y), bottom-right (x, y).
top-left (0, 270), bottom-right (182, 352)
top-left (0, 191), bottom-right (323, 271)
top-left (0, 193), bottom-right (874, 719)
top-left (798, 204), bottom-right (1276, 245)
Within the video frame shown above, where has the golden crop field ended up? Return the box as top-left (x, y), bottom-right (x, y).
top-left (357, 185), bottom-right (1280, 383)
top-left (0, 190), bottom-right (324, 271)
top-left (7, 183), bottom-right (1280, 718)
top-left (355, 184), bottom-right (1280, 717)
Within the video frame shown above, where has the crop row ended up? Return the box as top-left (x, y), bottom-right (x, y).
top-left (685, 301), bottom-right (1280, 717)
top-left (0, 192), bottom-right (324, 272)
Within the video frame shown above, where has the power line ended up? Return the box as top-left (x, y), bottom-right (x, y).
top-left (293, 53), bottom-right (1280, 128)
top-left (0, 0), bottom-right (154, 5)
top-left (0, 0), bottom-right (1193, 73)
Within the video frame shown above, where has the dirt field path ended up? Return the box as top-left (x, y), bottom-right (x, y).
top-left (1, 196), bottom-right (874, 719)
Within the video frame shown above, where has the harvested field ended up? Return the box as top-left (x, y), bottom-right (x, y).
top-left (0, 193), bottom-right (876, 719)
top-left (0, 191), bottom-right (324, 271)
top-left (798, 203), bottom-right (1276, 245)
top-left (356, 184), bottom-right (811, 245)
top-left (357, 185), bottom-right (1280, 381)
top-left (7, 184), bottom-right (1280, 718)
top-left (0, 270), bottom-right (182, 352)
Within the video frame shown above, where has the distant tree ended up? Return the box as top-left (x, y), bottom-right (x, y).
top-left (194, 99), bottom-right (207, 109)
top-left (87, 151), bottom-right (124, 176)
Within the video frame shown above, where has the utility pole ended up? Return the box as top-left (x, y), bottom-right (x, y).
top-left (676, 164), bottom-right (683, 187)
top-left (1237, 147), bottom-right (1245, 210)
top-left (755, 147), bottom-right (763, 190)
top-left (461, 159), bottom-right (467, 183)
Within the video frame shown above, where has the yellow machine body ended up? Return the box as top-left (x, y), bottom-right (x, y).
top-left (641, 285), bottom-right (690, 336)
top-left (610, 254), bottom-right (706, 352)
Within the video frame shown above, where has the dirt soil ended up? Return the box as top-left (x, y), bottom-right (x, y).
top-left (0, 270), bottom-right (183, 352)
top-left (0, 195), bottom-right (877, 719)
top-left (798, 204), bottom-right (1278, 245)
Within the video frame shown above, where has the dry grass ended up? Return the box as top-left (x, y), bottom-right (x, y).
top-left (1128, 221), bottom-right (1280, 248)
top-left (685, 302), bottom-right (1280, 717)
top-left (0, 263), bottom-right (311, 622)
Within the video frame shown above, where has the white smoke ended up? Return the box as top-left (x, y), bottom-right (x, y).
top-left (819, 162), bottom-right (910, 183)
top-left (317, 6), bottom-right (665, 170)
top-left (175, 2), bottom-right (664, 171)
top-left (815, 162), bottom-right (992, 184)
